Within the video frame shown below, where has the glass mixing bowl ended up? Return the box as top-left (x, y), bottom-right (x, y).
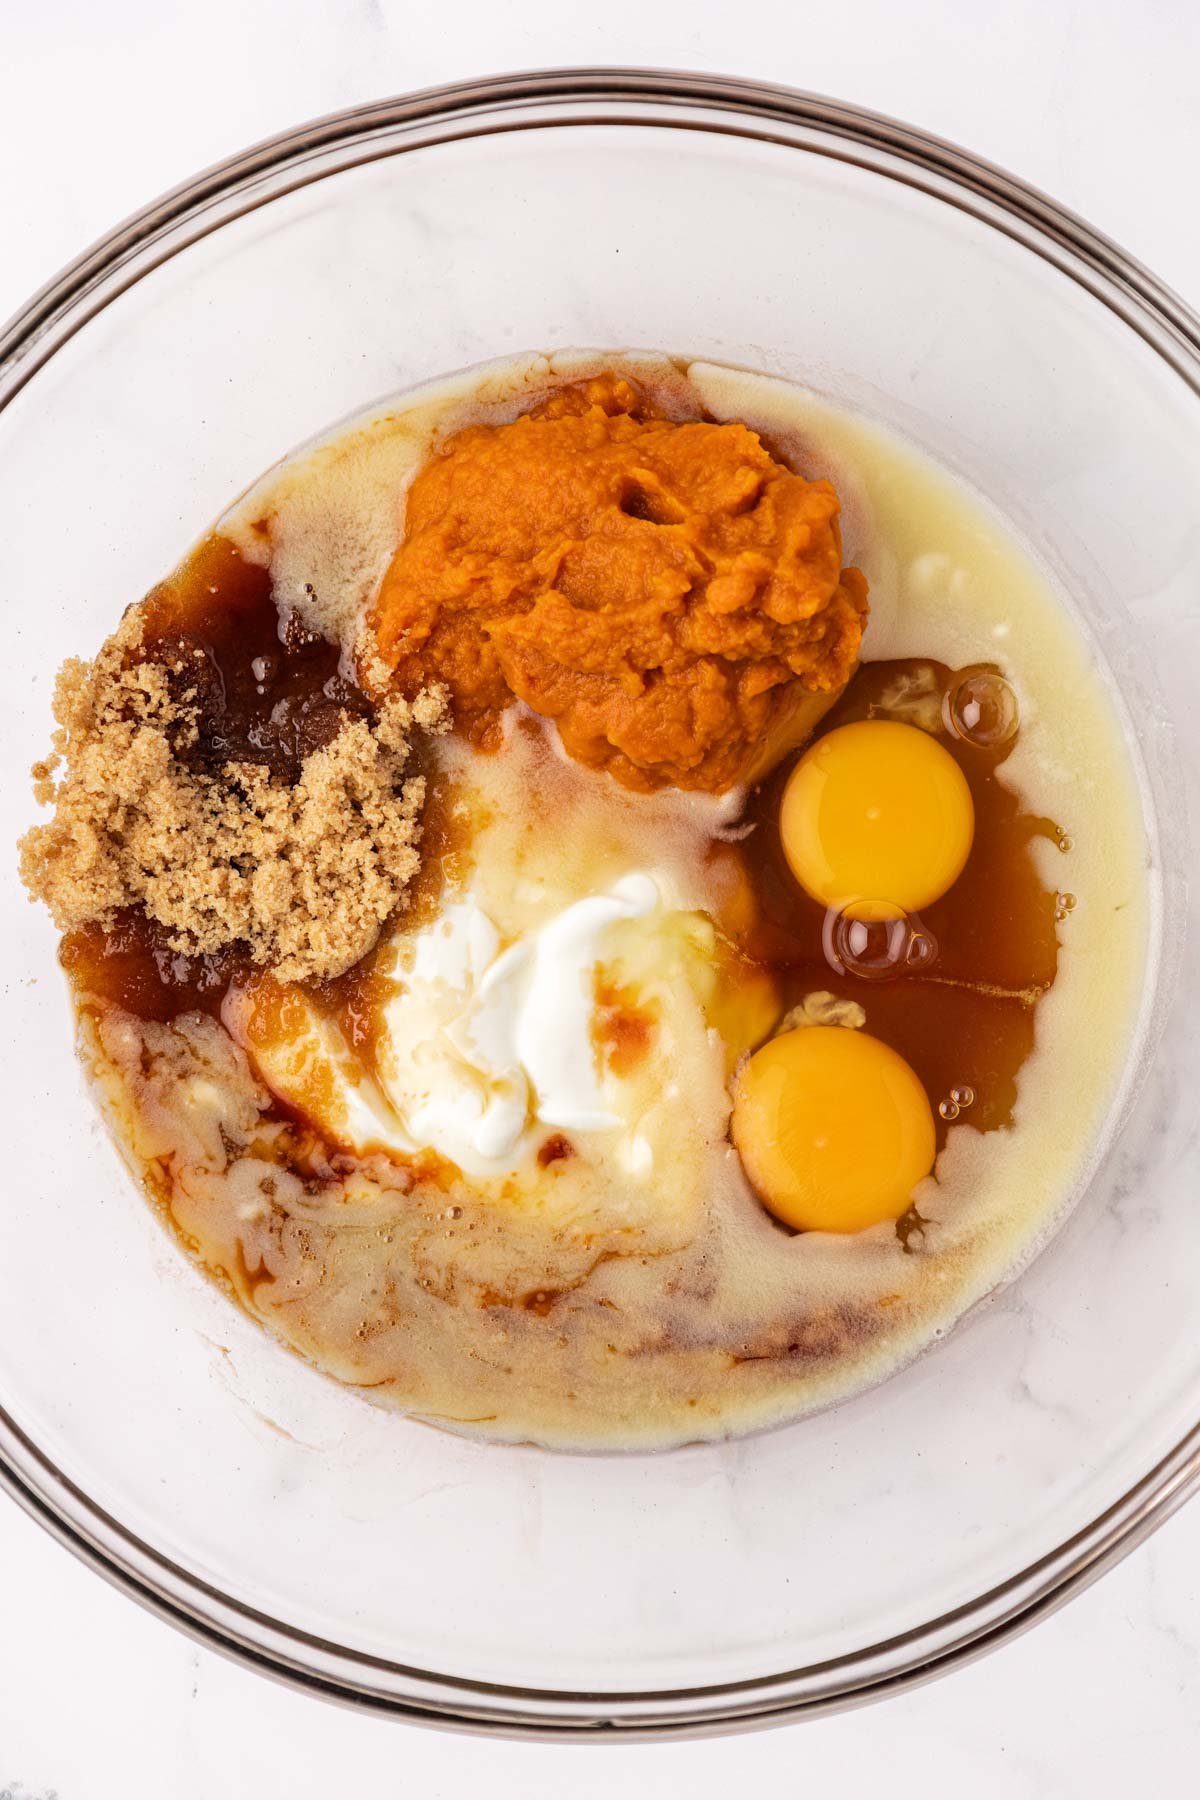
top-left (1, 71), bottom-right (1198, 1737)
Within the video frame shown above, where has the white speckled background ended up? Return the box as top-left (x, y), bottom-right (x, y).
top-left (2, 2), bottom-right (1198, 1792)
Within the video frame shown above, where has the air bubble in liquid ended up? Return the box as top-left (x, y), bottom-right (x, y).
top-left (906, 928), bottom-right (938, 970)
top-left (1055, 891), bottom-right (1077, 922)
top-left (943, 670), bottom-right (1019, 748)
top-left (939, 1098), bottom-right (960, 1121)
top-left (823, 908), bottom-right (939, 982)
top-left (822, 910), bottom-right (908, 981)
top-left (950, 1084), bottom-right (975, 1108)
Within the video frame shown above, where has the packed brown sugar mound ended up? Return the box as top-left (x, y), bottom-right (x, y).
top-left (19, 606), bottom-right (444, 984)
top-left (375, 375), bottom-right (868, 791)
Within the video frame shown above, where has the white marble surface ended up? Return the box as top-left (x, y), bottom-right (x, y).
top-left (3, 2), bottom-right (1199, 1793)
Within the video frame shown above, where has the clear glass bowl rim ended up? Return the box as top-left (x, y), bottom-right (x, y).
top-left (2, 66), bottom-right (1199, 1739)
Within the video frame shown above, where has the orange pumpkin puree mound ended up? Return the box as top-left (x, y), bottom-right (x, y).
top-left (374, 374), bottom-right (868, 792)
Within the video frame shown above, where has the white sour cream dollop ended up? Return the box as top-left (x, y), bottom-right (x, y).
top-left (376, 873), bottom-right (660, 1174)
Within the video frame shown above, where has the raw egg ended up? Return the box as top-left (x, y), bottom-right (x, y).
top-left (731, 1025), bottom-right (936, 1233)
top-left (780, 719), bottom-right (974, 919)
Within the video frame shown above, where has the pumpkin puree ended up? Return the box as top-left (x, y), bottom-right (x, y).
top-left (374, 375), bottom-right (868, 791)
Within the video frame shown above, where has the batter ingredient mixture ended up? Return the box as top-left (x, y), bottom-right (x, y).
top-left (16, 354), bottom-right (1148, 1449)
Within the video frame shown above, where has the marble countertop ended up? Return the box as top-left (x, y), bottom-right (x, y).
top-left (3, 3), bottom-right (1198, 1793)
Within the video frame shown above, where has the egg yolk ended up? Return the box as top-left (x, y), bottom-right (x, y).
top-left (731, 1026), bottom-right (936, 1233)
top-left (780, 719), bottom-right (974, 919)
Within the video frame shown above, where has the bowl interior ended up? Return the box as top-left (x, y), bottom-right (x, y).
top-left (1, 97), bottom-right (1197, 1709)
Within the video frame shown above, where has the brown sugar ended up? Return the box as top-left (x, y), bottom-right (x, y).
top-left (374, 374), bottom-right (868, 792)
top-left (20, 588), bottom-right (445, 985)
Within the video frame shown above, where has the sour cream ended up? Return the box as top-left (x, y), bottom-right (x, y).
top-left (376, 873), bottom-right (659, 1173)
